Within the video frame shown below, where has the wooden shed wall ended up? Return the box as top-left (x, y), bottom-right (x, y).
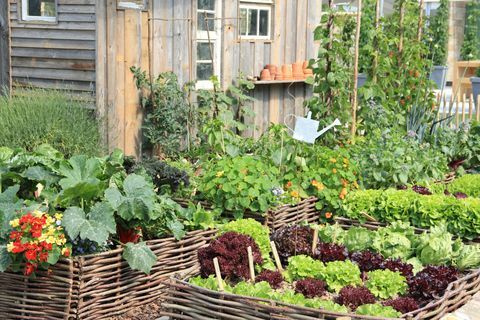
top-left (8, 0), bottom-right (96, 95)
top-left (150, 0), bottom-right (321, 138)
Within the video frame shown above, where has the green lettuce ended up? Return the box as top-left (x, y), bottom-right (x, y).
top-left (342, 227), bottom-right (374, 251)
top-left (365, 269), bottom-right (408, 299)
top-left (284, 255), bottom-right (325, 282)
top-left (372, 222), bottom-right (413, 259)
top-left (356, 304), bottom-right (401, 317)
top-left (322, 260), bottom-right (362, 293)
top-left (455, 244), bottom-right (480, 271)
top-left (415, 225), bottom-right (454, 265)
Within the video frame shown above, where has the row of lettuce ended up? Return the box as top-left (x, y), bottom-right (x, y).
top-left (189, 219), bottom-right (480, 317)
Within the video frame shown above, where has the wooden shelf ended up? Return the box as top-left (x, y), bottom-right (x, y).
top-left (253, 79), bottom-right (307, 85)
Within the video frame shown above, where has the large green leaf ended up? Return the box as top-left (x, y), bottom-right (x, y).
top-left (63, 206), bottom-right (113, 244)
top-left (0, 147), bottom-right (13, 163)
top-left (58, 156), bottom-right (104, 203)
top-left (0, 245), bottom-right (12, 272)
top-left (22, 166), bottom-right (59, 186)
top-left (0, 185), bottom-right (23, 240)
top-left (105, 174), bottom-right (156, 221)
top-left (123, 242), bottom-right (157, 274)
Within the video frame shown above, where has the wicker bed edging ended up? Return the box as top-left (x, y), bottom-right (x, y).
top-left (175, 196), bottom-right (320, 231)
top-left (162, 267), bottom-right (480, 320)
top-left (0, 228), bottom-right (217, 320)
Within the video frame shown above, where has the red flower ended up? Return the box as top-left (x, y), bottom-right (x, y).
top-left (11, 242), bottom-right (25, 253)
top-left (41, 242), bottom-right (53, 251)
top-left (25, 250), bottom-right (37, 261)
top-left (24, 262), bottom-right (37, 276)
top-left (62, 248), bottom-right (70, 257)
top-left (39, 251), bottom-right (49, 263)
top-left (9, 231), bottom-right (22, 241)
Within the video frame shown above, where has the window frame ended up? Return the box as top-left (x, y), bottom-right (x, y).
top-left (196, 0), bottom-right (222, 90)
top-left (239, 2), bottom-right (272, 40)
top-left (21, 0), bottom-right (57, 23)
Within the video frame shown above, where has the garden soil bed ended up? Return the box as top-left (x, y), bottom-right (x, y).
top-left (0, 229), bottom-right (216, 320)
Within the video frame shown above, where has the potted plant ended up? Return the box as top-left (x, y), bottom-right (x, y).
top-left (460, 0), bottom-right (480, 106)
top-left (427, 0), bottom-right (449, 90)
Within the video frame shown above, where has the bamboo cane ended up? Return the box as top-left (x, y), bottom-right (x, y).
top-left (351, 0), bottom-right (363, 140)
top-left (213, 258), bottom-right (224, 291)
top-left (247, 246), bottom-right (255, 282)
top-left (270, 241), bottom-right (283, 272)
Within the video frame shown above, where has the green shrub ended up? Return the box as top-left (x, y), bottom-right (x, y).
top-left (0, 89), bottom-right (103, 157)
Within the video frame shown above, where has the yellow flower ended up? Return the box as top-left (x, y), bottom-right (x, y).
top-left (290, 190), bottom-right (300, 198)
top-left (311, 180), bottom-right (325, 191)
top-left (45, 216), bottom-right (54, 226)
top-left (55, 213), bottom-right (63, 220)
top-left (6, 242), bottom-right (15, 252)
top-left (353, 181), bottom-right (359, 189)
top-left (330, 158), bottom-right (337, 163)
top-left (56, 238), bottom-right (66, 246)
top-left (332, 168), bottom-right (337, 174)
top-left (216, 171), bottom-right (224, 178)
top-left (33, 210), bottom-right (44, 218)
top-left (46, 236), bottom-right (56, 244)
top-left (343, 158), bottom-right (349, 164)
top-left (9, 219), bottom-right (20, 228)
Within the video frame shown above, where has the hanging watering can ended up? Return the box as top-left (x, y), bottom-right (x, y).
top-left (285, 112), bottom-right (341, 144)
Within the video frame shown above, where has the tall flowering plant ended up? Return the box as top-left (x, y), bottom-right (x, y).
top-left (6, 210), bottom-right (71, 276)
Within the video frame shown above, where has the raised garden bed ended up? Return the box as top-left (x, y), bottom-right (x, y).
top-left (162, 269), bottom-right (480, 320)
top-left (0, 229), bottom-right (216, 320)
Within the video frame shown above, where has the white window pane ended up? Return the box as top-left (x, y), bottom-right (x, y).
top-left (197, 63), bottom-right (214, 80)
top-left (248, 9), bottom-right (258, 36)
top-left (259, 10), bottom-right (269, 36)
top-left (240, 8), bottom-right (248, 36)
top-left (198, 0), bottom-right (215, 11)
top-left (197, 42), bottom-right (212, 61)
top-left (28, 0), bottom-right (56, 17)
top-left (198, 12), bottom-right (215, 31)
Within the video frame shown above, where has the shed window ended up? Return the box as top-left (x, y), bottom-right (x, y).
top-left (22, 0), bottom-right (57, 22)
top-left (239, 3), bottom-right (272, 39)
top-left (196, 0), bottom-right (221, 90)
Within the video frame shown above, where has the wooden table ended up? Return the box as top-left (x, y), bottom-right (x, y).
top-left (452, 60), bottom-right (480, 97)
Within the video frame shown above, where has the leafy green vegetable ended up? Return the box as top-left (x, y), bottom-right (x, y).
top-left (406, 257), bottom-right (424, 275)
top-left (229, 281), bottom-right (272, 299)
top-left (372, 222), bottom-right (413, 260)
top-left (285, 255), bottom-right (325, 282)
top-left (454, 244), bottom-right (480, 271)
top-left (356, 304), bottom-right (402, 317)
top-left (190, 275), bottom-right (228, 291)
top-left (122, 242), bottom-right (157, 274)
top-left (322, 260), bottom-right (362, 293)
top-left (317, 223), bottom-right (345, 244)
top-left (365, 269), bottom-right (407, 299)
top-left (305, 298), bottom-right (349, 313)
top-left (342, 227), bottom-right (373, 252)
top-left (447, 174), bottom-right (480, 198)
top-left (0, 245), bottom-right (11, 272)
top-left (415, 225), bottom-right (455, 265)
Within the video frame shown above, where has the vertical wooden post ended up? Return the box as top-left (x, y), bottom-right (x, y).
top-left (372, 0), bottom-right (381, 83)
top-left (96, 0), bottom-right (108, 150)
top-left (0, 0), bottom-right (11, 96)
top-left (417, 0), bottom-right (424, 42)
top-left (351, 0), bottom-right (363, 140)
top-left (469, 94), bottom-right (473, 121)
top-left (398, 0), bottom-right (405, 57)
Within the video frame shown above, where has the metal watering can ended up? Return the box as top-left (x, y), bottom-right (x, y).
top-left (285, 112), bottom-right (341, 144)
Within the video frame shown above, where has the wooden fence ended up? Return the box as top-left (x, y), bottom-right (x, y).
top-left (436, 93), bottom-right (480, 128)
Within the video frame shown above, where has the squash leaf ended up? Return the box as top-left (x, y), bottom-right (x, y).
top-left (122, 242), bottom-right (157, 274)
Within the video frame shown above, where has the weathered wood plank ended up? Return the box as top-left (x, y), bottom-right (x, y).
top-left (295, 0), bottom-right (307, 117)
top-left (10, 19), bottom-right (96, 30)
top-left (11, 38), bottom-right (95, 50)
top-left (96, 0), bottom-right (108, 147)
top-left (11, 47), bottom-right (94, 59)
top-left (11, 57), bottom-right (94, 70)
top-left (115, 8), bottom-right (126, 151)
top-left (106, 0), bottom-right (119, 151)
top-left (13, 67), bottom-right (95, 82)
top-left (13, 77), bottom-right (94, 92)
top-left (11, 28), bottom-right (95, 40)
top-left (0, 0), bottom-right (11, 95)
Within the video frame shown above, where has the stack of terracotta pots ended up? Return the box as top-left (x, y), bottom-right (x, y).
top-left (259, 61), bottom-right (313, 81)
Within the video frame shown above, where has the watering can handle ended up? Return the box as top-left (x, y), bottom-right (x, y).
top-left (284, 114), bottom-right (296, 132)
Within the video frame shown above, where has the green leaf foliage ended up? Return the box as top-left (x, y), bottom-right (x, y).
top-left (372, 222), bottom-right (414, 260)
top-left (366, 269), bottom-right (408, 299)
top-left (122, 242), bottom-right (157, 274)
top-left (321, 260), bottom-right (362, 293)
top-left (105, 174), bottom-right (158, 222)
top-left (285, 255), bottom-right (325, 282)
top-left (454, 244), bottom-right (480, 271)
top-left (63, 205), bottom-right (114, 245)
top-left (0, 245), bottom-right (12, 272)
top-left (415, 225), bottom-right (455, 266)
top-left (220, 219), bottom-right (271, 259)
top-left (342, 227), bottom-right (374, 252)
top-left (356, 304), bottom-right (401, 317)
top-left (0, 185), bottom-right (23, 240)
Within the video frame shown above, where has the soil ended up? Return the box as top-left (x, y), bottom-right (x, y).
top-left (109, 300), bottom-right (163, 320)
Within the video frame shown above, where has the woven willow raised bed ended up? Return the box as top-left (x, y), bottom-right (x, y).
top-left (175, 196), bottom-right (320, 231)
top-left (0, 229), bottom-right (216, 320)
top-left (162, 269), bottom-right (480, 320)
top-left (162, 220), bottom-right (480, 320)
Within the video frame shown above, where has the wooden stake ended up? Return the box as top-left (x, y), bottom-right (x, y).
top-left (311, 227), bottom-right (319, 254)
top-left (417, 0), bottom-right (424, 42)
top-left (477, 95), bottom-right (480, 121)
top-left (469, 94), bottom-right (474, 121)
top-left (351, 0), bottom-right (363, 140)
top-left (270, 241), bottom-right (283, 272)
top-left (399, 0), bottom-right (405, 56)
top-left (372, 0), bottom-right (380, 83)
top-left (213, 257), bottom-right (224, 291)
top-left (247, 246), bottom-right (255, 282)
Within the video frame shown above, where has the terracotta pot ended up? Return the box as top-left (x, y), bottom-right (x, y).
top-left (304, 68), bottom-right (313, 76)
top-left (292, 61), bottom-right (303, 74)
top-left (266, 64), bottom-right (277, 77)
top-left (303, 60), bottom-right (309, 69)
top-left (282, 64), bottom-right (293, 80)
top-left (260, 68), bottom-right (272, 81)
top-left (275, 70), bottom-right (284, 81)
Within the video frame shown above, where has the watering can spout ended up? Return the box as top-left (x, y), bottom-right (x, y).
top-left (316, 118), bottom-right (342, 138)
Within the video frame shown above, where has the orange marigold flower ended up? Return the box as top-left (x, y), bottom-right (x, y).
top-left (330, 158), bottom-right (337, 163)
top-left (290, 190), bottom-right (300, 198)
top-left (332, 168), bottom-right (337, 174)
top-left (285, 181), bottom-right (293, 189)
top-left (341, 179), bottom-right (348, 187)
top-left (325, 212), bottom-right (333, 219)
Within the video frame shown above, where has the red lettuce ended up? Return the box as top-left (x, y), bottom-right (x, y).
top-left (336, 286), bottom-right (376, 310)
top-left (408, 265), bottom-right (459, 301)
top-left (381, 258), bottom-right (414, 278)
top-left (314, 242), bottom-right (348, 263)
top-left (350, 250), bottom-right (385, 272)
top-left (383, 297), bottom-right (419, 314)
top-left (256, 270), bottom-right (284, 289)
top-left (198, 232), bottom-right (263, 280)
top-left (272, 225), bottom-right (313, 261)
top-left (295, 278), bottom-right (327, 298)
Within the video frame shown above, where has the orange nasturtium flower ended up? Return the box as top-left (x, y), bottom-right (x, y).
top-left (311, 180), bottom-right (325, 191)
top-left (325, 212), bottom-right (333, 219)
top-left (332, 168), bottom-right (337, 174)
top-left (285, 181), bottom-right (293, 189)
top-left (341, 179), bottom-right (348, 187)
top-left (329, 158), bottom-right (337, 163)
top-left (339, 188), bottom-right (348, 200)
